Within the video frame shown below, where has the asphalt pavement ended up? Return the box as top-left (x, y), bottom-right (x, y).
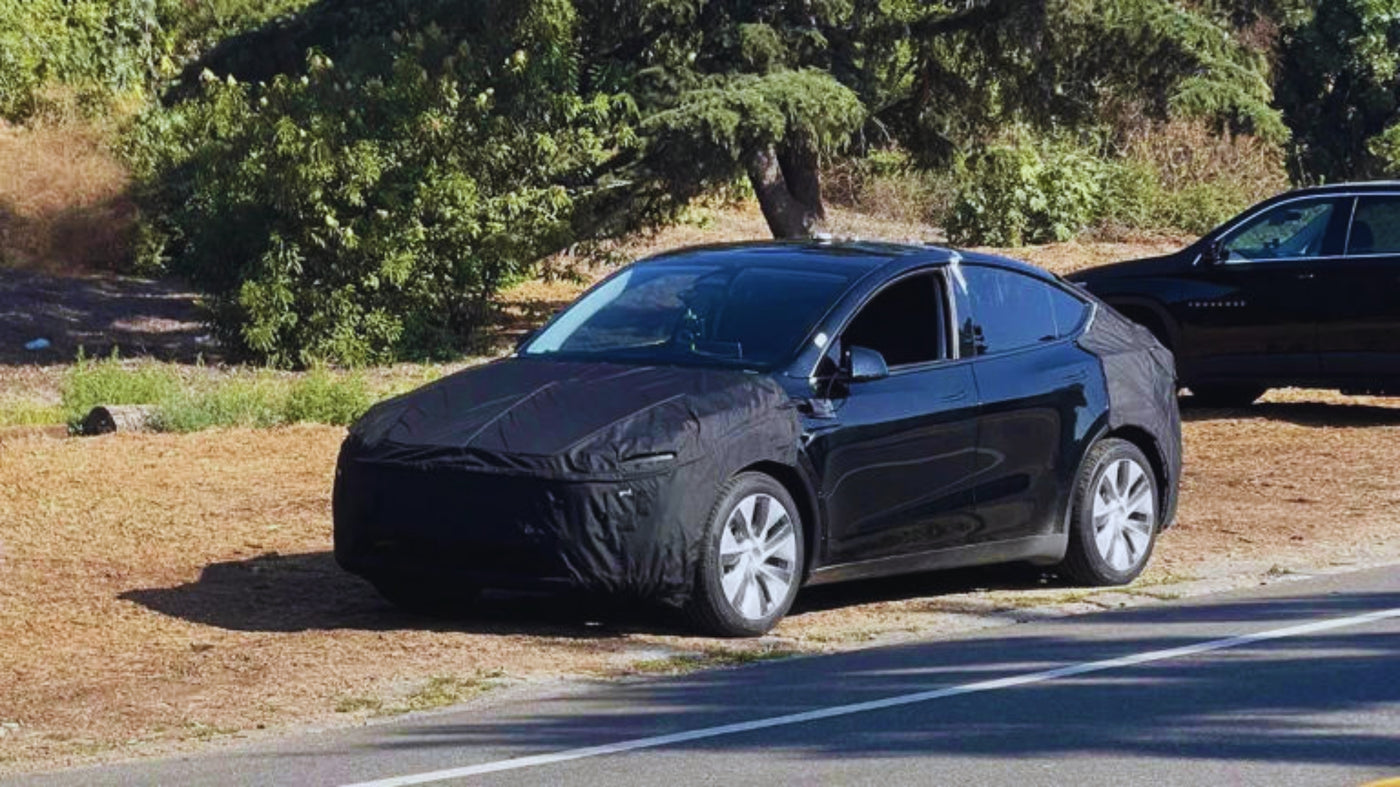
top-left (9, 565), bottom-right (1400, 787)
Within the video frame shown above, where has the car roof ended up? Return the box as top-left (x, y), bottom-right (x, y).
top-left (1277, 181), bottom-right (1400, 198)
top-left (638, 240), bottom-right (1058, 282)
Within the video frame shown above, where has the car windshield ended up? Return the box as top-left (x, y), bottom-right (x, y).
top-left (521, 262), bottom-right (858, 370)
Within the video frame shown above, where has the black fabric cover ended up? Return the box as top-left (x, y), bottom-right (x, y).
top-left (334, 360), bottom-right (801, 605)
top-left (1077, 302), bottom-right (1183, 528)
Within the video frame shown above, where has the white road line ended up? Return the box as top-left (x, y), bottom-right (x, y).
top-left (342, 605), bottom-right (1400, 787)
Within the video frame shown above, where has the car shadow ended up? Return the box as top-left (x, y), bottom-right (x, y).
top-left (119, 551), bottom-right (1061, 637)
top-left (1182, 400), bottom-right (1400, 427)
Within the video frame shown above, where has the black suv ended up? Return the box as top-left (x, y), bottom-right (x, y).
top-left (1069, 182), bottom-right (1400, 406)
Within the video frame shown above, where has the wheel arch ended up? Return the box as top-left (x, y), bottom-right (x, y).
top-left (737, 460), bottom-right (820, 583)
top-left (1106, 298), bottom-right (1177, 352)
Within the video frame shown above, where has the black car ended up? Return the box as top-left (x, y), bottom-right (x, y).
top-left (334, 242), bottom-right (1181, 636)
top-left (1069, 182), bottom-right (1400, 406)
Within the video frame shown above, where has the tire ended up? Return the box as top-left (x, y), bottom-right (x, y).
top-left (686, 472), bottom-right (805, 637)
top-left (1057, 438), bottom-right (1159, 586)
top-left (371, 575), bottom-right (479, 618)
top-left (1186, 384), bottom-right (1266, 408)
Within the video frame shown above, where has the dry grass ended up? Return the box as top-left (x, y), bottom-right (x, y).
top-left (0, 116), bottom-right (133, 273)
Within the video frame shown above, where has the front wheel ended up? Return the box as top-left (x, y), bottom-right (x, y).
top-left (687, 472), bottom-right (804, 637)
top-left (1058, 438), bottom-right (1159, 586)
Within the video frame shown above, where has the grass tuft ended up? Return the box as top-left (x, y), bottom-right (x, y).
top-left (55, 352), bottom-right (382, 432)
top-left (0, 398), bottom-right (64, 427)
top-left (60, 350), bottom-right (181, 426)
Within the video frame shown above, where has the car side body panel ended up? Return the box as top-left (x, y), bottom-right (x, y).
top-left (1070, 182), bottom-right (1400, 392)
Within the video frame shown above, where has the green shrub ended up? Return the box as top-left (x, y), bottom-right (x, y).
top-left (153, 375), bottom-right (286, 432)
top-left (60, 350), bottom-right (182, 424)
top-left (0, 0), bottom-right (160, 120)
top-left (283, 368), bottom-right (372, 425)
top-left (128, 0), bottom-right (637, 367)
top-left (947, 138), bottom-right (1105, 246)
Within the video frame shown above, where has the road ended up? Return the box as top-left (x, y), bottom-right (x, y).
top-left (10, 566), bottom-right (1400, 787)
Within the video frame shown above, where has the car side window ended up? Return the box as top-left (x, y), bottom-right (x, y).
top-left (958, 266), bottom-right (1062, 356)
top-left (841, 273), bottom-right (946, 367)
top-left (1048, 284), bottom-right (1091, 338)
top-left (1347, 195), bottom-right (1400, 255)
top-left (1221, 198), bottom-right (1342, 262)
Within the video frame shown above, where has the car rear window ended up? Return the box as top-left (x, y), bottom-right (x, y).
top-left (960, 266), bottom-right (1069, 355)
top-left (1347, 196), bottom-right (1400, 255)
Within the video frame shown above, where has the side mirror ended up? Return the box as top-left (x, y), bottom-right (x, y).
top-left (1201, 238), bottom-right (1226, 265)
top-left (845, 345), bottom-right (890, 382)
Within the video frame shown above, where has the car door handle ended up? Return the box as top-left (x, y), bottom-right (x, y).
top-left (938, 388), bottom-right (970, 402)
top-left (1295, 272), bottom-right (1316, 280)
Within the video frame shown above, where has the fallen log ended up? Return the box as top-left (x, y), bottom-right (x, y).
top-left (80, 405), bottom-right (157, 436)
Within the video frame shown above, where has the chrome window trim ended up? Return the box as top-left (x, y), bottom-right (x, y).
top-left (1201, 190), bottom-right (1400, 266)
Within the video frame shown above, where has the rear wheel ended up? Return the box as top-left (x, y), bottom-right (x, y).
top-left (1058, 438), bottom-right (1159, 586)
top-left (687, 472), bottom-right (804, 637)
top-left (1186, 384), bottom-right (1266, 408)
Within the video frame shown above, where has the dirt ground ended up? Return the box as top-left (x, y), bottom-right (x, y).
top-left (3, 209), bottom-right (1398, 773)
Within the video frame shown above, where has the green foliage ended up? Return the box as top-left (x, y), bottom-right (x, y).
top-left (283, 368), bottom-right (372, 425)
top-left (1275, 0), bottom-right (1400, 180)
top-left (644, 69), bottom-right (864, 164)
top-left (131, 1), bottom-right (639, 366)
top-left (154, 374), bottom-right (287, 431)
top-left (947, 138), bottom-right (1105, 246)
top-left (0, 0), bottom-right (160, 119)
top-left (56, 352), bottom-right (378, 431)
top-left (60, 350), bottom-right (182, 424)
top-left (1368, 122), bottom-right (1400, 176)
top-left (0, 398), bottom-right (64, 428)
top-left (105, 0), bottom-right (1299, 363)
top-left (946, 121), bottom-right (1286, 244)
top-left (0, 0), bottom-right (315, 121)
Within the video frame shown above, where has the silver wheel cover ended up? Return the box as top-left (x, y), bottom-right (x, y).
top-left (1092, 457), bottom-right (1156, 572)
top-left (718, 493), bottom-right (797, 620)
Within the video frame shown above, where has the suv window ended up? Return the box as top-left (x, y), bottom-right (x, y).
top-left (1347, 195), bottom-right (1400, 255)
top-left (959, 266), bottom-right (1062, 356)
top-left (841, 273), bottom-right (945, 367)
top-left (1222, 198), bottom-right (1342, 262)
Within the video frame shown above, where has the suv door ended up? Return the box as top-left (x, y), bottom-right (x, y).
top-left (803, 271), bottom-right (981, 565)
top-left (1180, 196), bottom-right (1348, 385)
top-left (1317, 194), bottom-right (1400, 382)
top-left (954, 264), bottom-right (1100, 545)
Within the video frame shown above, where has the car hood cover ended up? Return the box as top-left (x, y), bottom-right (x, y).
top-left (345, 358), bottom-right (798, 479)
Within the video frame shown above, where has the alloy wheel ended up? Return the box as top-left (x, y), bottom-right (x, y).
top-left (1092, 458), bottom-right (1156, 572)
top-left (718, 493), bottom-right (798, 621)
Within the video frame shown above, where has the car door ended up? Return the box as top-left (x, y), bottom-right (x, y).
top-left (802, 271), bottom-right (981, 565)
top-left (1178, 196), bottom-right (1349, 384)
top-left (1317, 194), bottom-right (1400, 381)
top-left (954, 264), bottom-right (1100, 545)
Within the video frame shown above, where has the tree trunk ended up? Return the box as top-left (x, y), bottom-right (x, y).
top-left (80, 405), bottom-right (158, 435)
top-left (744, 144), bottom-right (826, 239)
top-left (777, 142), bottom-right (825, 225)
